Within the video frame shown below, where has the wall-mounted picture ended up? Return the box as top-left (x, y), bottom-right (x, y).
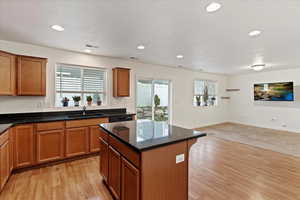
top-left (254, 82), bottom-right (294, 101)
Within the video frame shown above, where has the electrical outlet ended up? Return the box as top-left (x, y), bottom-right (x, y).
top-left (176, 154), bottom-right (185, 164)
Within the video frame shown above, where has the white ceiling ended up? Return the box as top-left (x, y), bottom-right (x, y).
top-left (1, 0), bottom-right (300, 74)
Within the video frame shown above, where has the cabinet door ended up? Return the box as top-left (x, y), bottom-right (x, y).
top-left (17, 56), bottom-right (47, 96)
top-left (36, 130), bottom-right (64, 163)
top-left (0, 51), bottom-right (16, 95)
top-left (0, 140), bottom-right (10, 190)
top-left (90, 126), bottom-right (101, 152)
top-left (108, 146), bottom-right (121, 200)
top-left (99, 138), bottom-right (109, 183)
top-left (14, 125), bottom-right (34, 168)
top-left (113, 68), bottom-right (130, 97)
top-left (9, 129), bottom-right (13, 173)
top-left (65, 127), bottom-right (89, 157)
top-left (122, 158), bottom-right (140, 200)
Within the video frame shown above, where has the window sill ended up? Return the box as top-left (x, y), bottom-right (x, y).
top-left (43, 104), bottom-right (116, 112)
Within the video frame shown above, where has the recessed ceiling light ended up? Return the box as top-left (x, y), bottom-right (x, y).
top-left (206, 2), bottom-right (222, 13)
top-left (251, 64), bottom-right (265, 71)
top-left (248, 30), bottom-right (262, 37)
top-left (51, 25), bottom-right (64, 32)
top-left (176, 54), bottom-right (184, 59)
top-left (84, 49), bottom-right (92, 53)
top-left (137, 45), bottom-right (145, 50)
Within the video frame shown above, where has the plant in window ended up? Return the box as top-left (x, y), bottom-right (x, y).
top-left (203, 86), bottom-right (209, 106)
top-left (154, 94), bottom-right (160, 108)
top-left (96, 94), bottom-right (102, 106)
top-left (61, 97), bottom-right (69, 107)
top-left (86, 96), bottom-right (93, 106)
top-left (72, 96), bottom-right (81, 107)
top-left (196, 96), bottom-right (201, 106)
top-left (211, 97), bottom-right (216, 106)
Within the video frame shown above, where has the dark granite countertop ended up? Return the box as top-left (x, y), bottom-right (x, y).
top-left (0, 108), bottom-right (135, 135)
top-left (100, 120), bottom-right (206, 152)
top-left (0, 124), bottom-right (12, 135)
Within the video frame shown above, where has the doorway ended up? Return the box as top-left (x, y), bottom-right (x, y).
top-left (136, 79), bottom-right (171, 122)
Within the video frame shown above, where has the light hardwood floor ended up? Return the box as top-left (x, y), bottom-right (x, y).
top-left (2, 135), bottom-right (300, 200)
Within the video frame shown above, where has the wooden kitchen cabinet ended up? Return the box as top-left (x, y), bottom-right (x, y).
top-left (113, 67), bottom-right (130, 97)
top-left (89, 126), bottom-right (101, 152)
top-left (17, 55), bottom-right (47, 96)
top-left (65, 127), bottom-right (89, 157)
top-left (108, 146), bottom-right (121, 200)
top-left (99, 137), bottom-right (109, 183)
top-left (36, 129), bottom-right (65, 163)
top-left (0, 51), bottom-right (16, 95)
top-left (9, 129), bottom-right (13, 173)
top-left (0, 140), bottom-right (9, 190)
top-left (13, 125), bottom-right (34, 168)
top-left (121, 157), bottom-right (140, 200)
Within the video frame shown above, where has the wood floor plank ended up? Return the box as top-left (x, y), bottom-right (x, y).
top-left (1, 133), bottom-right (300, 200)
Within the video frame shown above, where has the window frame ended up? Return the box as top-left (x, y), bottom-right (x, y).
top-left (55, 63), bottom-right (108, 107)
top-left (193, 79), bottom-right (218, 107)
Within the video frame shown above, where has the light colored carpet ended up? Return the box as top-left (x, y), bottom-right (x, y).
top-left (196, 122), bottom-right (300, 158)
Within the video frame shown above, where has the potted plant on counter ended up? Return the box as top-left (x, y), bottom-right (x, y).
top-left (72, 96), bottom-right (81, 107)
top-left (61, 97), bottom-right (69, 107)
top-left (86, 96), bottom-right (93, 106)
top-left (96, 94), bottom-right (102, 106)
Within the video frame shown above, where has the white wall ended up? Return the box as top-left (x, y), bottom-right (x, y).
top-left (0, 40), bottom-right (229, 129)
top-left (228, 69), bottom-right (300, 133)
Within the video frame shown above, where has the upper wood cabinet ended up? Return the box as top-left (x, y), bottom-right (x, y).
top-left (17, 56), bottom-right (47, 96)
top-left (0, 51), bottom-right (16, 95)
top-left (113, 67), bottom-right (130, 97)
top-left (0, 50), bottom-right (47, 96)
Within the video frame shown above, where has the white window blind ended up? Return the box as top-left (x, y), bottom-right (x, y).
top-left (56, 64), bottom-right (106, 107)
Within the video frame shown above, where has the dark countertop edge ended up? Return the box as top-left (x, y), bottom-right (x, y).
top-left (0, 124), bottom-right (13, 135)
top-left (0, 113), bottom-right (136, 135)
top-left (99, 125), bottom-right (207, 153)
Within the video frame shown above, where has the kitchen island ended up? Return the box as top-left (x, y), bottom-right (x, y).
top-left (99, 120), bottom-right (206, 200)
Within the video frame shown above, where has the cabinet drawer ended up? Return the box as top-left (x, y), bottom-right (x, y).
top-left (0, 130), bottom-right (9, 146)
top-left (66, 118), bottom-right (109, 128)
top-left (36, 121), bottom-right (65, 131)
top-left (109, 135), bottom-right (140, 168)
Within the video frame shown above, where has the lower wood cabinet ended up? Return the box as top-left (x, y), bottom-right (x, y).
top-left (99, 138), bottom-right (109, 183)
top-left (36, 129), bottom-right (64, 163)
top-left (14, 125), bottom-right (34, 168)
top-left (121, 158), bottom-right (140, 200)
top-left (0, 140), bottom-right (10, 190)
top-left (90, 126), bottom-right (101, 152)
top-left (65, 127), bottom-right (89, 157)
top-left (108, 146), bottom-right (121, 200)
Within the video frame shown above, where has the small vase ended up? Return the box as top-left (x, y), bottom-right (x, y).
top-left (62, 101), bottom-right (69, 107)
top-left (97, 100), bottom-right (102, 106)
top-left (87, 101), bottom-right (92, 106)
top-left (197, 102), bottom-right (201, 106)
top-left (74, 101), bottom-right (80, 107)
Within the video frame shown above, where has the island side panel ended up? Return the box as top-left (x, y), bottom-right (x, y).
top-left (141, 141), bottom-right (188, 200)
